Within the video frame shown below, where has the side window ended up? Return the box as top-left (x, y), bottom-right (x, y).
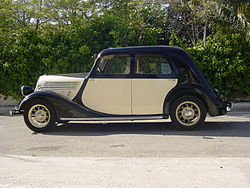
top-left (172, 56), bottom-right (198, 83)
top-left (96, 54), bottom-right (130, 74)
top-left (135, 54), bottom-right (172, 75)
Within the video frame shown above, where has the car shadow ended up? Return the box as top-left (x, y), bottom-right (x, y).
top-left (43, 121), bottom-right (250, 137)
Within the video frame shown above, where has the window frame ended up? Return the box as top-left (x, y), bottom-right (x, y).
top-left (131, 52), bottom-right (177, 79)
top-left (90, 51), bottom-right (177, 79)
top-left (92, 53), bottom-right (133, 78)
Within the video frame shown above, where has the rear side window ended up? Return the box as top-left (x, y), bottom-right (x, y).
top-left (135, 54), bottom-right (172, 75)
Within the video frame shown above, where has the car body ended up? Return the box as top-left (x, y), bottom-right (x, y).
top-left (12, 46), bottom-right (231, 132)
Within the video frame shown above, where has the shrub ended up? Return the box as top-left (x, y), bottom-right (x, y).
top-left (0, 29), bottom-right (94, 99)
top-left (187, 33), bottom-right (250, 99)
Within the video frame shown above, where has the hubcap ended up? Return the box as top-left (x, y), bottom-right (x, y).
top-left (176, 101), bottom-right (201, 126)
top-left (28, 104), bottom-right (50, 128)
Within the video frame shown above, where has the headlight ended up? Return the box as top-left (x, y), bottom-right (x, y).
top-left (21, 86), bottom-right (34, 96)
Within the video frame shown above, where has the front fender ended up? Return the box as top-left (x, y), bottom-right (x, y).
top-left (18, 91), bottom-right (59, 111)
top-left (163, 84), bottom-right (223, 116)
top-left (18, 91), bottom-right (101, 119)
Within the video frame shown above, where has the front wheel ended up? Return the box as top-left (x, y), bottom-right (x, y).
top-left (170, 96), bottom-right (206, 130)
top-left (23, 99), bottom-right (56, 132)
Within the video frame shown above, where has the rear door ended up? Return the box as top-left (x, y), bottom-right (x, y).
top-left (82, 54), bottom-right (132, 115)
top-left (132, 53), bottom-right (178, 115)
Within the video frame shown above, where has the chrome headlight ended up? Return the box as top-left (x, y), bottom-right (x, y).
top-left (21, 86), bottom-right (34, 96)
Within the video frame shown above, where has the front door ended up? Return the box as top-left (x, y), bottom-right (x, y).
top-left (132, 53), bottom-right (178, 115)
top-left (82, 54), bottom-right (132, 115)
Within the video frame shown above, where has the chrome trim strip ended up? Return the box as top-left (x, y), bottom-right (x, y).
top-left (42, 82), bottom-right (79, 85)
top-left (40, 82), bottom-right (80, 91)
top-left (41, 87), bottom-right (78, 90)
top-left (60, 116), bottom-right (164, 121)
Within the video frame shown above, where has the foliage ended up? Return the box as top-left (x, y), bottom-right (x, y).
top-left (0, 0), bottom-right (249, 99)
top-left (187, 33), bottom-right (250, 98)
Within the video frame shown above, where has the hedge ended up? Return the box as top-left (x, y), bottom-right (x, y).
top-left (0, 29), bottom-right (249, 100)
top-left (187, 33), bottom-right (250, 99)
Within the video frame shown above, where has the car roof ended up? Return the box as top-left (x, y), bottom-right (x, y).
top-left (99, 45), bottom-right (187, 56)
top-left (98, 46), bottom-right (194, 67)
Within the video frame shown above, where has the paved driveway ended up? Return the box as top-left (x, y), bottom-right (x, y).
top-left (0, 112), bottom-right (250, 187)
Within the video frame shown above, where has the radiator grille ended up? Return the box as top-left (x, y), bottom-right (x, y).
top-left (40, 82), bottom-right (80, 91)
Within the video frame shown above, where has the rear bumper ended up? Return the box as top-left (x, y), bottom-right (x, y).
top-left (217, 100), bottom-right (232, 115)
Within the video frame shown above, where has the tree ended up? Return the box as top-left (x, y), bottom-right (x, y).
top-left (214, 0), bottom-right (250, 36)
top-left (166, 0), bottom-right (219, 47)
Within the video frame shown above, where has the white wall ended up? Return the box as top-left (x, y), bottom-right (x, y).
top-left (0, 95), bottom-right (18, 106)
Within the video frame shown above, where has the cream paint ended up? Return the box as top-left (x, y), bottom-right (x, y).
top-left (131, 79), bottom-right (178, 115)
top-left (35, 75), bottom-right (177, 115)
top-left (35, 75), bottom-right (84, 100)
top-left (82, 79), bottom-right (131, 115)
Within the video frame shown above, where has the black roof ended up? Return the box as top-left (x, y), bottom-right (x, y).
top-left (99, 45), bottom-right (194, 67)
top-left (99, 45), bottom-right (187, 56)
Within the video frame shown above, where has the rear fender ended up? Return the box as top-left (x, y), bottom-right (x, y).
top-left (163, 84), bottom-right (222, 116)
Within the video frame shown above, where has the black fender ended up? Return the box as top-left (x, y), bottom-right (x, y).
top-left (18, 91), bottom-right (102, 119)
top-left (163, 84), bottom-right (224, 116)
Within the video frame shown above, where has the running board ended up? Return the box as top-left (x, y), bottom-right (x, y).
top-left (60, 115), bottom-right (166, 121)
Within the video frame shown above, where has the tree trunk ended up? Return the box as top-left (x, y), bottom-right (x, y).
top-left (203, 20), bottom-right (207, 47)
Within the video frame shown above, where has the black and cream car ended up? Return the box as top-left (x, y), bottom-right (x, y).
top-left (13, 46), bottom-right (231, 132)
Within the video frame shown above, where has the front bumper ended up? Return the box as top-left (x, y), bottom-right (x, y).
top-left (9, 105), bottom-right (23, 115)
top-left (9, 85), bottom-right (34, 116)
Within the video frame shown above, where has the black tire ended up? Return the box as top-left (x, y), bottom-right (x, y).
top-left (170, 96), bottom-right (206, 130)
top-left (23, 99), bottom-right (56, 132)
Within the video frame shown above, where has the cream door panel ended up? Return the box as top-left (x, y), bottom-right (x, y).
top-left (132, 79), bottom-right (177, 115)
top-left (82, 79), bottom-right (131, 115)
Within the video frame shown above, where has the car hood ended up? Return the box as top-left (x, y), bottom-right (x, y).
top-left (35, 73), bottom-right (87, 100)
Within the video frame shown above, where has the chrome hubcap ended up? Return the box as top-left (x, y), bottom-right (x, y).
top-left (28, 104), bottom-right (50, 128)
top-left (176, 101), bottom-right (200, 126)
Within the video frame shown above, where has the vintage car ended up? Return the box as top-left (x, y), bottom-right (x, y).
top-left (12, 46), bottom-right (231, 132)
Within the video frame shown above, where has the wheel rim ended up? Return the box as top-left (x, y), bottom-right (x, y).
top-left (28, 104), bottom-right (50, 128)
top-left (175, 101), bottom-right (201, 126)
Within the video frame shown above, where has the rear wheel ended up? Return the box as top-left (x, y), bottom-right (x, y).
top-left (170, 96), bottom-right (206, 130)
top-left (23, 99), bottom-right (56, 132)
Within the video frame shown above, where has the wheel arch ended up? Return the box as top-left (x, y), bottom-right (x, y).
top-left (163, 84), bottom-right (220, 116)
top-left (19, 94), bottom-right (58, 120)
top-left (18, 91), bottom-right (104, 119)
